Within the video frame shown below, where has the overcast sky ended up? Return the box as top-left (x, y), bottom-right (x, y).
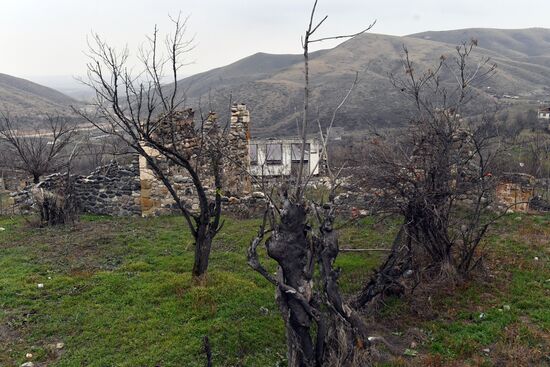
top-left (2, 0), bottom-right (550, 81)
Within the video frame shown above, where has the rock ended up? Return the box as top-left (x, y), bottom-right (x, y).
top-left (56, 342), bottom-right (64, 349)
top-left (21, 363), bottom-right (34, 367)
top-left (25, 353), bottom-right (33, 359)
top-left (503, 305), bottom-right (511, 311)
top-left (252, 191), bottom-right (265, 199)
top-left (37, 283), bottom-right (44, 289)
top-left (482, 348), bottom-right (490, 354)
top-left (228, 197), bottom-right (240, 204)
top-left (173, 175), bottom-right (186, 183)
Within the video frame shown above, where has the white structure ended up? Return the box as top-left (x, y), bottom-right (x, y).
top-left (248, 137), bottom-right (322, 177)
top-left (538, 107), bottom-right (550, 120)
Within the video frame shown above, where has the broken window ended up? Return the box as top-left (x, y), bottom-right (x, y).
top-left (266, 143), bottom-right (282, 164)
top-left (249, 144), bottom-right (258, 165)
top-left (291, 143), bottom-right (310, 162)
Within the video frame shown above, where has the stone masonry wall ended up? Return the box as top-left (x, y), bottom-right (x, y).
top-left (12, 159), bottom-right (141, 216)
top-left (139, 104), bottom-right (252, 216)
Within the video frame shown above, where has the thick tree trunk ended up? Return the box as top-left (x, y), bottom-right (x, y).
top-left (267, 201), bottom-right (315, 366)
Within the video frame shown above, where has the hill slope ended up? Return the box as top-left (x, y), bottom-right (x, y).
top-left (0, 73), bottom-right (78, 119)
top-left (176, 28), bottom-right (550, 136)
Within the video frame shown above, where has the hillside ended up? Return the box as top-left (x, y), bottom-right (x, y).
top-left (176, 28), bottom-right (550, 136)
top-left (0, 73), bottom-right (79, 121)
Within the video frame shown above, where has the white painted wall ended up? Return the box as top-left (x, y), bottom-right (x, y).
top-left (249, 138), bottom-right (321, 177)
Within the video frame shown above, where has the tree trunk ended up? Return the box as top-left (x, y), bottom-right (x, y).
top-left (267, 200), bottom-right (315, 366)
top-left (192, 223), bottom-right (213, 278)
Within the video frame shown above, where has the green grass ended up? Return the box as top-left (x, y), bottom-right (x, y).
top-left (0, 215), bottom-right (381, 367)
top-left (418, 213), bottom-right (550, 365)
top-left (0, 213), bottom-right (548, 366)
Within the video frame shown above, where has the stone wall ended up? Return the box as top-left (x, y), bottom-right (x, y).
top-left (139, 104), bottom-right (252, 216)
top-left (12, 159), bottom-right (141, 216)
top-left (225, 104), bottom-right (252, 195)
top-left (495, 173), bottom-right (535, 213)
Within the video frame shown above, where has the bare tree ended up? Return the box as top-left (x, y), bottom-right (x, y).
top-left (32, 139), bottom-right (81, 226)
top-left (76, 15), bottom-right (224, 279)
top-left (247, 1), bottom-right (376, 365)
top-left (353, 41), bottom-right (504, 309)
top-left (0, 113), bottom-right (77, 184)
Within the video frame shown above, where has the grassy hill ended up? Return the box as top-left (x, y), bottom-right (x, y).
top-left (175, 28), bottom-right (550, 136)
top-left (0, 73), bottom-right (78, 121)
top-left (0, 213), bottom-right (548, 366)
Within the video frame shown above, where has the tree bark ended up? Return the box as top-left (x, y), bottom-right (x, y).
top-left (192, 223), bottom-right (214, 278)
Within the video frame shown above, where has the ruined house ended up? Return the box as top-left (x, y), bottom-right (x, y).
top-left (139, 104), bottom-right (253, 216)
top-left (10, 104), bottom-right (325, 217)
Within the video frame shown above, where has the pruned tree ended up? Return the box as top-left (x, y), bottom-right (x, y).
top-left (247, 1), bottom-right (376, 365)
top-left (77, 15), bottom-right (224, 279)
top-left (353, 41), bottom-right (505, 309)
top-left (0, 112), bottom-right (77, 184)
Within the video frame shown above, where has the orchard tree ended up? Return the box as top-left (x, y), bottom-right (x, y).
top-left (78, 15), bottom-right (224, 279)
top-left (247, 1), bottom-right (376, 365)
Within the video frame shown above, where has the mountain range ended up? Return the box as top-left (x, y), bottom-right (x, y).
top-left (178, 27), bottom-right (550, 136)
top-left (5, 28), bottom-right (550, 135)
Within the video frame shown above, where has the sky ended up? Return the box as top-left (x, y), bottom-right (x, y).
top-left (2, 0), bottom-right (550, 82)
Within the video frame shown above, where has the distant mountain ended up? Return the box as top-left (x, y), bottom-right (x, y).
top-left (0, 73), bottom-right (79, 121)
top-left (409, 28), bottom-right (550, 59)
top-left (175, 28), bottom-right (550, 136)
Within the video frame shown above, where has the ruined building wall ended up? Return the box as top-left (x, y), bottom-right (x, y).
top-left (11, 159), bottom-right (141, 216)
top-left (495, 173), bottom-right (535, 213)
top-left (139, 105), bottom-right (252, 217)
top-left (225, 104), bottom-right (252, 195)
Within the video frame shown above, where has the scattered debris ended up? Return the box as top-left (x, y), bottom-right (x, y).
top-left (37, 283), bottom-right (44, 289)
top-left (20, 362), bottom-right (34, 367)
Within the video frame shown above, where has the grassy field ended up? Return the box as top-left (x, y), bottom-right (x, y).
top-left (0, 213), bottom-right (548, 367)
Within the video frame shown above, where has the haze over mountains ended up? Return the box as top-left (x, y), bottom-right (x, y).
top-left (6, 28), bottom-right (550, 135)
top-left (0, 73), bottom-right (79, 121)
